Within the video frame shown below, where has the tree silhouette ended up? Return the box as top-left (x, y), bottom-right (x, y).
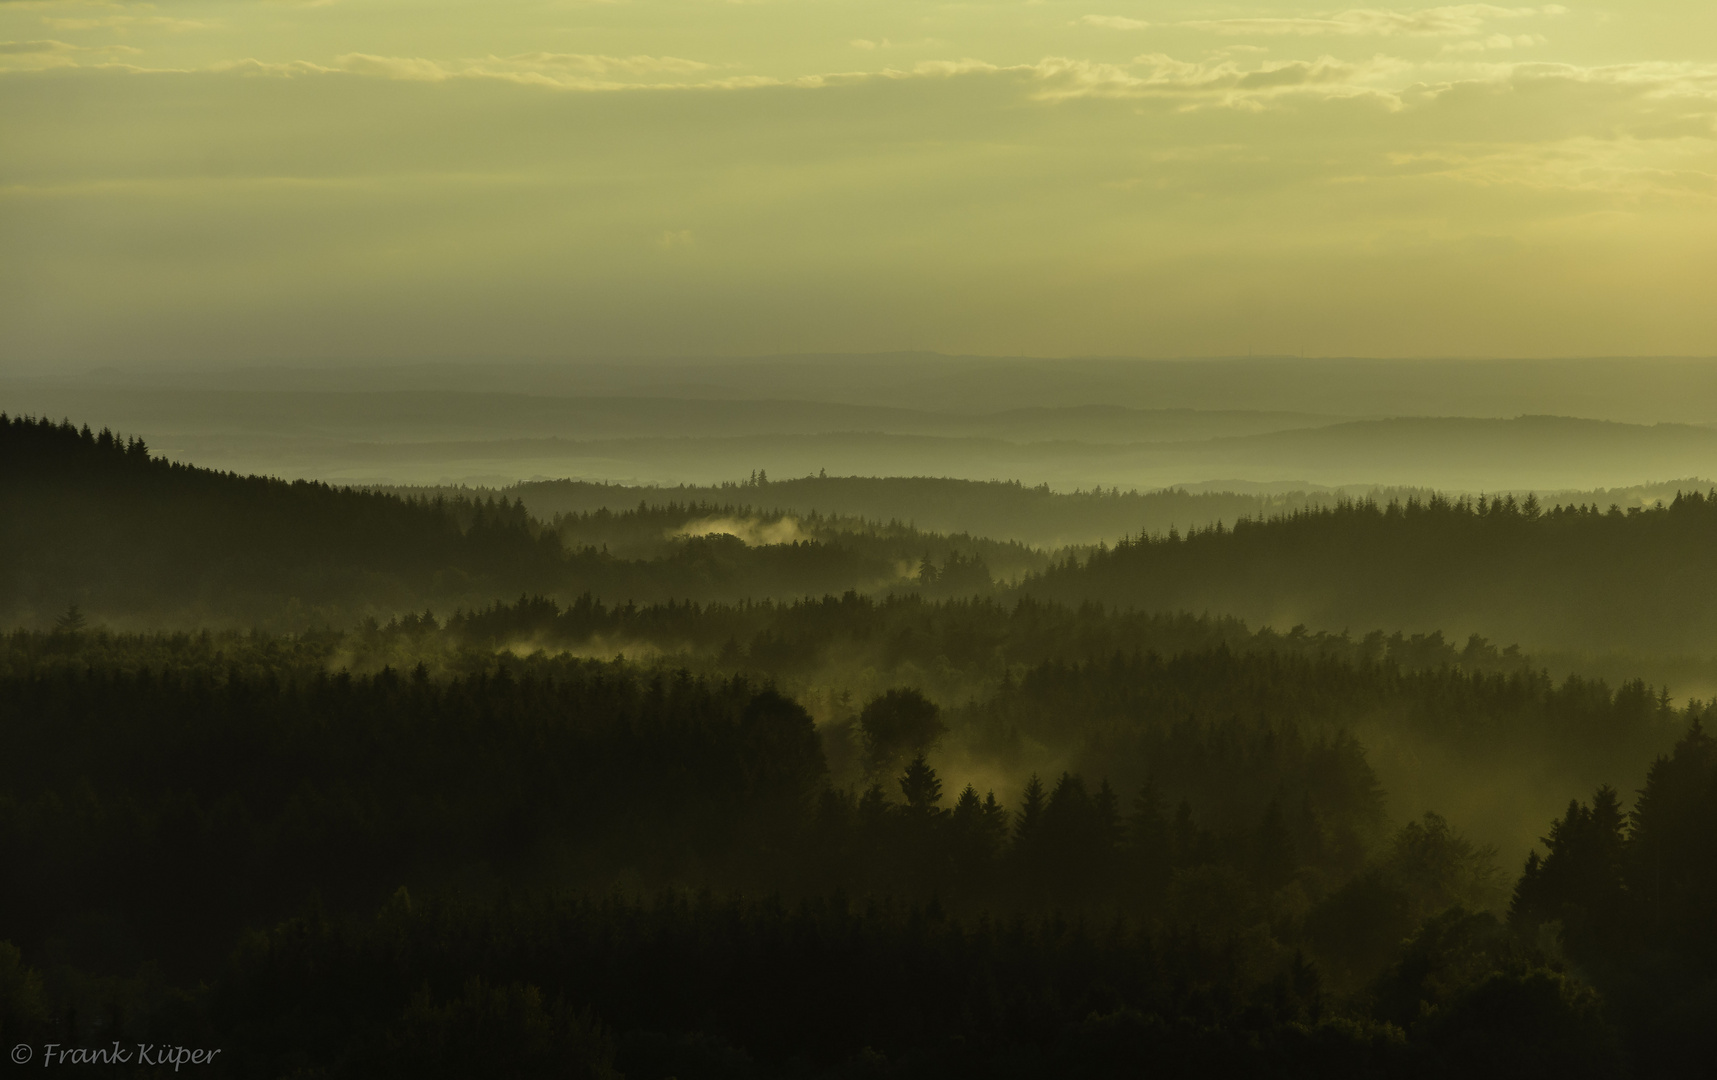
top-left (858, 688), bottom-right (945, 780)
top-left (898, 754), bottom-right (944, 814)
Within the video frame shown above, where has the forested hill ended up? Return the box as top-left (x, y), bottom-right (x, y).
top-left (3, 625), bottom-right (1710, 1073)
top-left (415, 472), bottom-right (1708, 551)
top-left (21, 412), bottom-right (1717, 662)
top-left (0, 417), bottom-right (1022, 628)
top-left (0, 415), bottom-right (571, 628)
top-left (1021, 492), bottom-right (1717, 656)
top-left (489, 475), bottom-right (1340, 549)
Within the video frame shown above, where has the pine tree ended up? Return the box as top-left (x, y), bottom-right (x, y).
top-left (1014, 775), bottom-right (1046, 847)
top-left (1508, 785), bottom-right (1630, 964)
top-left (899, 754), bottom-right (944, 815)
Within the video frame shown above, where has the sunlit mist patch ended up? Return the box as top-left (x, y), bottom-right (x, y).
top-left (496, 634), bottom-right (669, 663)
top-left (672, 515), bottom-right (810, 546)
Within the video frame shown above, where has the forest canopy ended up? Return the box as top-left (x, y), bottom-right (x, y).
top-left (3, 414), bottom-right (1715, 1076)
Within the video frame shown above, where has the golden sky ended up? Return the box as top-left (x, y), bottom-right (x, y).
top-left (3, 2), bottom-right (1715, 365)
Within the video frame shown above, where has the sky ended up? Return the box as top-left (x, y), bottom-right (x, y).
top-left (3, 1), bottom-right (1715, 368)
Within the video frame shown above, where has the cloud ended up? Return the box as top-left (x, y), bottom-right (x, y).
top-left (1441, 33), bottom-right (1545, 54)
top-left (3, 45), bottom-right (1715, 365)
top-left (100, 49), bottom-right (1300, 106)
top-left (1176, 5), bottom-right (1567, 38)
top-left (0, 38), bottom-right (77, 53)
top-left (317, 51), bottom-right (718, 89)
top-left (483, 52), bottom-right (713, 76)
top-left (0, 35), bottom-right (139, 68)
top-left (43, 14), bottom-right (218, 32)
top-left (13, 39), bottom-right (1713, 134)
top-left (1080, 15), bottom-right (1149, 31)
top-left (209, 56), bottom-right (337, 78)
top-left (333, 53), bottom-right (449, 81)
top-left (1021, 52), bottom-right (1408, 108)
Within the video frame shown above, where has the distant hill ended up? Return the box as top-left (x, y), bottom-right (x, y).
top-left (38, 354), bottom-right (1717, 422)
top-left (0, 415), bottom-right (567, 629)
top-left (0, 378), bottom-right (1341, 486)
top-left (125, 413), bottom-right (1717, 494)
top-left (1181, 415), bottom-right (1717, 491)
top-left (0, 382), bottom-right (1339, 444)
top-left (492, 475), bottom-right (1343, 550)
top-left (15, 412), bottom-right (1717, 661)
top-left (1020, 490), bottom-right (1717, 658)
top-left (402, 471), bottom-right (1710, 551)
top-left (22, 368), bottom-right (1717, 493)
top-left (0, 416), bottom-right (1034, 629)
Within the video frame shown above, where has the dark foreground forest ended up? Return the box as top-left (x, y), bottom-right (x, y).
top-left (3, 625), bottom-right (1713, 1076)
top-left (3, 415), bottom-right (1716, 1077)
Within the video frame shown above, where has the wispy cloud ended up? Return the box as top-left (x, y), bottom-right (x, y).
top-left (1082, 5), bottom-right (1567, 39)
top-left (0, 34), bottom-right (138, 68)
top-left (0, 37), bottom-right (77, 52)
top-left (484, 52), bottom-right (712, 75)
top-left (317, 51), bottom-right (718, 88)
top-left (1441, 33), bottom-right (1546, 54)
top-left (1079, 15), bottom-right (1148, 31)
top-left (1182, 5), bottom-right (1566, 38)
top-left (0, 0), bottom-right (138, 7)
top-left (43, 14), bottom-right (219, 32)
top-left (1013, 53), bottom-right (1410, 108)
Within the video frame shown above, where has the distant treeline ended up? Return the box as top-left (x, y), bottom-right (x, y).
top-left (421, 593), bottom-right (1681, 862)
top-left (5, 578), bottom-right (1679, 864)
top-left (17, 415), bottom-right (1717, 664)
top-left (547, 499), bottom-right (1044, 584)
top-left (1, 415), bottom-right (560, 627)
top-left (462, 474), bottom-right (1346, 549)
top-left (0, 417), bottom-right (1020, 628)
top-left (1023, 490), bottom-right (1717, 655)
top-left (406, 473), bottom-right (1709, 552)
top-left (0, 632), bottom-right (1711, 1075)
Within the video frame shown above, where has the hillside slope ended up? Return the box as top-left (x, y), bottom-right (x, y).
top-left (1021, 492), bottom-right (1717, 657)
top-left (0, 416), bottom-right (1026, 627)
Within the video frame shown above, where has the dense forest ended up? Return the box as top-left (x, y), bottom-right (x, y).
top-left (489, 475), bottom-right (1344, 550)
top-left (1024, 491), bottom-right (1717, 658)
top-left (0, 417), bottom-right (1028, 628)
top-left (3, 628), bottom-right (1712, 1075)
top-left (20, 414), bottom-right (1717, 667)
top-left (385, 461), bottom-right (1706, 551)
top-left (4, 414), bottom-right (1717, 1076)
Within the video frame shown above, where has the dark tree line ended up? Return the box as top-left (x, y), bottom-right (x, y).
top-left (2, 631), bottom-right (1709, 1075)
top-left (488, 474), bottom-right (1363, 550)
top-left (0, 658), bottom-right (823, 979)
top-left (442, 591), bottom-right (1531, 695)
top-left (1, 416), bottom-right (1021, 630)
top-left (545, 499), bottom-right (1039, 584)
top-left (1, 415), bottom-right (563, 628)
top-left (412, 593), bottom-right (1678, 835)
top-left (1023, 489), bottom-right (1717, 655)
top-left (953, 648), bottom-right (1675, 817)
top-left (22, 413), bottom-right (1717, 666)
top-left (1506, 720), bottom-right (1717, 1074)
